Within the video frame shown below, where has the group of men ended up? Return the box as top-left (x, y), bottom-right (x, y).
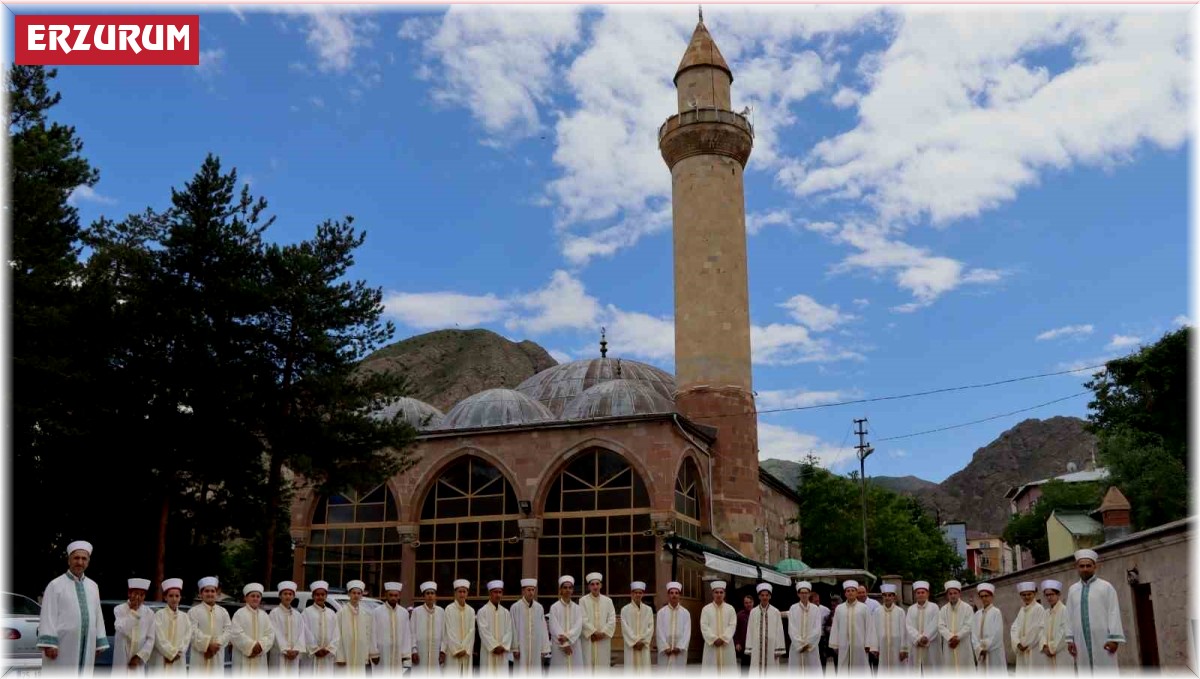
top-left (32, 540), bottom-right (1126, 676)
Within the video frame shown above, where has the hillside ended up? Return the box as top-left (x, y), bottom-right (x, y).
top-left (359, 329), bottom-right (558, 411)
top-left (761, 416), bottom-right (1098, 535)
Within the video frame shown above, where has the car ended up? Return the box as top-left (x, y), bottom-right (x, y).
top-left (1, 593), bottom-right (42, 662)
top-left (0, 656), bottom-right (41, 677)
top-left (258, 590), bottom-right (382, 615)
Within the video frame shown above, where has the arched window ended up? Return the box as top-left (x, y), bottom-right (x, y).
top-left (674, 460), bottom-right (702, 541)
top-left (416, 456), bottom-right (523, 605)
top-left (304, 483), bottom-right (402, 594)
top-left (539, 448), bottom-right (654, 610)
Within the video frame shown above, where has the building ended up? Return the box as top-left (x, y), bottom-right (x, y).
top-left (1046, 509), bottom-right (1103, 561)
top-left (1006, 464), bottom-right (1109, 568)
top-left (286, 17), bottom-right (800, 647)
top-left (941, 521), bottom-right (968, 574)
top-left (966, 531), bottom-right (1018, 577)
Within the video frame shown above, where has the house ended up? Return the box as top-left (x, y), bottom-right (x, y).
top-left (1046, 509), bottom-right (1104, 561)
top-left (966, 531), bottom-right (1018, 577)
top-left (1005, 464), bottom-right (1109, 567)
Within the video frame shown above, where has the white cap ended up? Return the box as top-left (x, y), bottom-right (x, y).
top-left (881, 584), bottom-right (897, 594)
top-left (346, 580), bottom-right (366, 592)
top-left (66, 540), bottom-right (93, 556)
top-left (978, 583), bottom-right (995, 594)
top-left (559, 575), bottom-right (575, 587)
top-left (913, 581), bottom-right (930, 592)
top-left (310, 580), bottom-right (330, 593)
top-left (384, 582), bottom-right (403, 593)
top-left (161, 578), bottom-right (183, 593)
top-left (795, 581), bottom-right (812, 592)
top-left (278, 581), bottom-right (298, 593)
top-left (453, 579), bottom-right (470, 590)
top-left (198, 576), bottom-right (219, 590)
top-left (1074, 548), bottom-right (1099, 564)
top-left (710, 581), bottom-right (727, 591)
top-left (1041, 579), bottom-right (1063, 593)
top-left (520, 579), bottom-right (538, 588)
top-left (944, 580), bottom-right (962, 592)
top-left (631, 581), bottom-right (646, 592)
top-left (842, 580), bottom-right (859, 591)
top-left (666, 581), bottom-right (682, 593)
top-left (128, 578), bottom-right (151, 591)
top-left (487, 580), bottom-right (504, 591)
top-left (756, 583), bottom-right (773, 593)
top-left (243, 583), bottom-right (264, 596)
top-left (586, 572), bottom-right (603, 584)
top-left (1017, 582), bottom-right (1037, 594)
top-left (420, 581), bottom-right (438, 593)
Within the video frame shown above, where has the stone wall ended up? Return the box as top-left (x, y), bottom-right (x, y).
top-left (759, 477), bottom-right (800, 565)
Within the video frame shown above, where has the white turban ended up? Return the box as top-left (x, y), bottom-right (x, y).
top-left (1075, 548), bottom-right (1099, 564)
top-left (710, 581), bottom-right (727, 591)
top-left (913, 581), bottom-right (930, 592)
top-left (842, 580), bottom-right (859, 591)
top-left (161, 578), bottom-right (183, 593)
top-left (420, 581), bottom-right (437, 593)
top-left (559, 575), bottom-right (575, 587)
top-left (978, 583), bottom-right (995, 594)
top-left (278, 581), bottom-right (298, 593)
top-left (310, 580), bottom-right (330, 593)
top-left (1016, 582), bottom-right (1037, 594)
top-left (198, 576), bottom-right (219, 590)
top-left (520, 579), bottom-right (538, 588)
top-left (452, 579), bottom-right (470, 590)
top-left (346, 580), bottom-right (366, 592)
top-left (66, 541), bottom-right (93, 556)
top-left (243, 583), bottom-right (264, 596)
top-left (631, 581), bottom-right (646, 592)
top-left (1041, 580), bottom-right (1062, 593)
top-left (127, 578), bottom-right (151, 591)
top-left (487, 580), bottom-right (504, 591)
top-left (944, 580), bottom-right (962, 592)
top-left (384, 582), bottom-right (403, 593)
top-left (586, 572), bottom-right (603, 584)
top-left (666, 581), bottom-right (682, 593)
top-left (880, 584), bottom-right (897, 594)
top-left (795, 581), bottom-right (811, 592)
top-left (756, 583), bottom-right (772, 593)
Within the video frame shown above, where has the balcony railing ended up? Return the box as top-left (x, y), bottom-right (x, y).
top-left (658, 107), bottom-right (754, 142)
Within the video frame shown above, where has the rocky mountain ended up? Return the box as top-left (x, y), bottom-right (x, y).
top-left (761, 416), bottom-right (1098, 535)
top-left (359, 329), bottom-right (558, 411)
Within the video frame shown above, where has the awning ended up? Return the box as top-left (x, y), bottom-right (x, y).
top-left (759, 568), bottom-right (792, 587)
top-left (668, 536), bottom-right (795, 586)
top-left (704, 553), bottom-right (759, 579)
top-left (790, 568), bottom-right (877, 587)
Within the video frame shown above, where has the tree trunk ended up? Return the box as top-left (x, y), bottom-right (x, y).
top-left (154, 493), bottom-right (169, 601)
top-left (262, 451), bottom-right (284, 584)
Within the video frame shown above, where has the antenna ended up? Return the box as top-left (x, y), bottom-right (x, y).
top-left (699, 5), bottom-right (703, 23)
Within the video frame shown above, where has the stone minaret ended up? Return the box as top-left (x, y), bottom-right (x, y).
top-left (659, 17), bottom-right (761, 558)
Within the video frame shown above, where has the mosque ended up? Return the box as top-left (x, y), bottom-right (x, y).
top-left (287, 16), bottom-right (803, 625)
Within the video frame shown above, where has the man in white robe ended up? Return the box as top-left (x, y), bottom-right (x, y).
top-left (150, 578), bottom-right (192, 673)
top-left (1039, 579), bottom-right (1072, 674)
top-left (1010, 581), bottom-right (1046, 674)
top-left (372, 581), bottom-right (411, 672)
top-left (477, 580), bottom-right (513, 675)
top-left (335, 579), bottom-right (378, 673)
top-left (786, 581), bottom-right (821, 674)
top-left (230, 582), bottom-right (275, 674)
top-left (621, 581), bottom-right (654, 673)
top-left (549, 575), bottom-right (584, 670)
top-left (700, 580), bottom-right (736, 673)
top-left (37, 541), bottom-right (109, 675)
top-left (1066, 548), bottom-right (1125, 674)
top-left (512, 578), bottom-right (551, 674)
top-left (112, 578), bottom-right (156, 674)
top-left (745, 583), bottom-right (785, 674)
top-left (872, 584), bottom-right (908, 673)
top-left (937, 580), bottom-right (973, 674)
top-left (302, 580), bottom-right (339, 673)
top-left (655, 581), bottom-right (690, 670)
top-left (409, 581), bottom-right (445, 674)
top-left (970, 583), bottom-right (1005, 672)
top-left (829, 580), bottom-right (875, 676)
top-left (187, 576), bottom-right (231, 675)
top-left (905, 580), bottom-right (941, 674)
top-left (267, 580), bottom-right (307, 675)
top-left (444, 579), bottom-right (476, 676)
top-left (580, 572), bottom-right (616, 670)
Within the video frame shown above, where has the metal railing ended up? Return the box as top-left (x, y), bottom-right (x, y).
top-left (658, 107), bottom-right (754, 142)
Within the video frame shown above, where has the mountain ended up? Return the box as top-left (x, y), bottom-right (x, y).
top-left (359, 329), bottom-right (558, 411)
top-left (761, 416), bottom-right (1098, 535)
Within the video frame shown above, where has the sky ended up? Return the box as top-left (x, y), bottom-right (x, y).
top-left (7, 3), bottom-right (1191, 483)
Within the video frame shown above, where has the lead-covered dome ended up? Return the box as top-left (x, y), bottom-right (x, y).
top-left (441, 388), bottom-right (554, 429)
top-left (562, 379), bottom-right (676, 420)
top-left (371, 397), bottom-right (445, 431)
top-left (516, 358), bottom-right (677, 416)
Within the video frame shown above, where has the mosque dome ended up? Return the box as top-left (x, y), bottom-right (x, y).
top-left (516, 357), bottom-right (677, 417)
top-left (441, 388), bottom-right (555, 430)
top-left (562, 379), bottom-right (676, 420)
top-left (371, 397), bottom-right (445, 431)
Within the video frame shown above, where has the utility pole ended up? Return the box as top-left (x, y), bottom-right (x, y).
top-left (854, 418), bottom-right (874, 574)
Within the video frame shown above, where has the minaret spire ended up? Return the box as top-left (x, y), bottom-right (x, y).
top-left (698, 5), bottom-right (703, 23)
top-left (599, 327), bottom-right (608, 358)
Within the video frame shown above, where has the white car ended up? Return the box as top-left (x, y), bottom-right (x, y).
top-left (260, 590), bottom-right (383, 614)
top-left (1, 593), bottom-right (41, 661)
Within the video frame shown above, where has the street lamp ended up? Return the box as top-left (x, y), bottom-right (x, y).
top-left (858, 445), bottom-right (874, 573)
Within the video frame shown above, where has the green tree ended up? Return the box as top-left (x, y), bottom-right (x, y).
top-left (1001, 479), bottom-right (1105, 563)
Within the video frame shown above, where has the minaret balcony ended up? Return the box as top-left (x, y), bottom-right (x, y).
top-left (657, 107), bottom-right (754, 143)
top-left (658, 107), bottom-right (754, 169)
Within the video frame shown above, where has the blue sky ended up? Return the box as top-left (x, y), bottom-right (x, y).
top-left (9, 4), bottom-right (1190, 483)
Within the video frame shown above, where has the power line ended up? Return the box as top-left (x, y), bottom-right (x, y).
top-left (876, 391), bottom-right (1090, 442)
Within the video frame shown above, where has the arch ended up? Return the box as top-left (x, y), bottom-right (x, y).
top-left (302, 482), bottom-right (404, 595)
top-left (673, 454), bottom-right (705, 541)
top-left (531, 437), bottom-right (659, 514)
top-left (404, 445), bottom-right (524, 524)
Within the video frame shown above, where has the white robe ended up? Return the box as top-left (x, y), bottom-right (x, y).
top-left (302, 603), bottom-right (339, 673)
top-left (268, 605), bottom-right (308, 674)
top-left (511, 598), bottom-right (551, 674)
top-left (872, 604), bottom-right (909, 672)
top-left (655, 603), bottom-right (691, 670)
top-left (905, 602), bottom-right (941, 674)
top-left (937, 601), bottom-right (974, 674)
top-left (187, 602), bottom-right (231, 675)
top-left (150, 606), bottom-right (192, 672)
top-left (36, 572), bottom-right (110, 675)
top-left (1041, 601), bottom-right (1072, 674)
top-left (477, 601), bottom-right (513, 674)
top-left (372, 602), bottom-right (411, 671)
top-left (549, 599), bottom-right (584, 670)
top-left (581, 593), bottom-right (616, 670)
top-left (1010, 603), bottom-right (1047, 673)
top-left (335, 604), bottom-right (377, 673)
top-left (744, 605), bottom-right (785, 675)
top-left (620, 602), bottom-right (654, 673)
top-left (444, 601), bottom-right (476, 676)
top-left (700, 602), bottom-right (737, 672)
top-left (1067, 576), bottom-right (1125, 674)
top-left (785, 602), bottom-right (821, 673)
top-left (970, 605), bottom-right (1005, 672)
top-left (112, 602), bottom-right (156, 673)
top-left (409, 604), bottom-right (445, 674)
top-left (830, 601), bottom-right (876, 675)
top-left (230, 606), bottom-right (275, 674)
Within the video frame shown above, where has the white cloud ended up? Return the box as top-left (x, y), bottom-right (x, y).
top-left (507, 270), bottom-right (602, 334)
top-left (548, 349), bottom-right (573, 364)
top-left (1173, 315), bottom-right (1190, 326)
top-left (1035, 324), bottom-right (1094, 341)
top-left (383, 291), bottom-right (511, 329)
top-left (778, 294), bottom-right (856, 332)
top-left (852, 298), bottom-right (870, 308)
top-left (310, 96), bottom-right (326, 109)
top-left (751, 322), bottom-right (865, 365)
top-left (758, 421), bottom-right (856, 469)
top-left (1106, 334), bottom-right (1142, 350)
top-left (197, 48), bottom-right (225, 83)
top-left (888, 449), bottom-right (908, 459)
top-left (601, 305), bottom-right (676, 362)
top-left (831, 86), bottom-right (861, 108)
top-left (1055, 355), bottom-right (1114, 375)
top-left (756, 388), bottom-right (853, 411)
top-left (746, 209), bottom-right (794, 235)
top-left (67, 185), bottom-right (116, 206)
top-left (298, 10), bottom-right (378, 74)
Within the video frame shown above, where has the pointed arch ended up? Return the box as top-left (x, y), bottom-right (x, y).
top-left (302, 482), bottom-right (403, 594)
top-left (674, 455), bottom-right (704, 541)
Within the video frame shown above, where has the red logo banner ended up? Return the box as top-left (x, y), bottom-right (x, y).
top-left (14, 15), bottom-right (200, 66)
